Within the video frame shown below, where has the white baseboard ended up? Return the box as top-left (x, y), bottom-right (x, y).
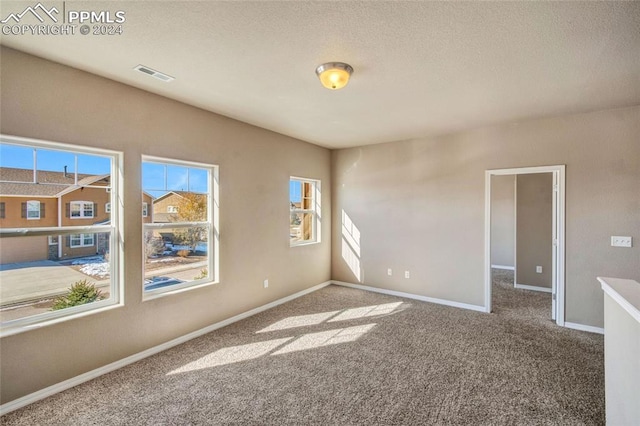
top-left (514, 283), bottom-right (553, 293)
top-left (332, 280), bottom-right (487, 313)
top-left (564, 321), bottom-right (605, 335)
top-left (0, 281), bottom-right (332, 416)
top-left (491, 265), bottom-right (515, 271)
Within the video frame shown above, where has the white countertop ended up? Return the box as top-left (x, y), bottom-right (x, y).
top-left (598, 277), bottom-right (640, 324)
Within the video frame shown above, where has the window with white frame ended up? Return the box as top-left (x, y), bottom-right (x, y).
top-left (142, 156), bottom-right (218, 297)
top-left (0, 135), bottom-right (121, 335)
top-left (70, 201), bottom-right (94, 218)
top-left (142, 202), bottom-right (148, 217)
top-left (69, 233), bottom-right (95, 248)
top-left (26, 200), bottom-right (41, 219)
top-left (290, 177), bottom-right (320, 246)
top-left (105, 202), bottom-right (111, 213)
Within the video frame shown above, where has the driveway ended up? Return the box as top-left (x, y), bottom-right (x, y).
top-left (0, 260), bottom-right (109, 306)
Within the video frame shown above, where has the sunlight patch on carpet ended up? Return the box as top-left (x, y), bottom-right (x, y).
top-left (328, 302), bottom-right (403, 322)
top-left (257, 311), bottom-right (340, 333)
top-left (272, 324), bottom-right (376, 355)
top-left (167, 337), bottom-right (293, 374)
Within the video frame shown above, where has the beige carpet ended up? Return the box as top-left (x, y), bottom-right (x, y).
top-left (1, 271), bottom-right (604, 425)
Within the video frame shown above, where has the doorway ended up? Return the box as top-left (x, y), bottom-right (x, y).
top-left (484, 165), bottom-right (565, 326)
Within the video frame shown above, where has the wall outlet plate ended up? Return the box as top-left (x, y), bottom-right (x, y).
top-left (263, 279), bottom-right (269, 288)
top-left (611, 236), bottom-right (632, 248)
top-left (404, 271), bottom-right (410, 279)
top-left (387, 268), bottom-right (392, 276)
top-left (536, 266), bottom-right (543, 273)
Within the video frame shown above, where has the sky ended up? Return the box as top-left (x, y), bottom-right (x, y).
top-left (0, 142), bottom-right (301, 201)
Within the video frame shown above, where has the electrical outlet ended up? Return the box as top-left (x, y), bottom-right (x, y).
top-left (611, 236), bottom-right (632, 248)
top-left (263, 279), bottom-right (269, 288)
top-left (536, 266), bottom-right (542, 274)
top-left (387, 268), bottom-right (392, 276)
top-left (404, 271), bottom-right (410, 279)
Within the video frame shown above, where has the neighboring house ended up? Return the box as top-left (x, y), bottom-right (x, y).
top-left (151, 190), bottom-right (206, 244)
top-left (0, 167), bottom-right (153, 264)
top-left (152, 191), bottom-right (185, 224)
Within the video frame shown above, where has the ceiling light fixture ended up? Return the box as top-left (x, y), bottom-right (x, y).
top-left (315, 62), bottom-right (354, 90)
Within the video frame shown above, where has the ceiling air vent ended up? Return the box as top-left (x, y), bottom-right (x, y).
top-left (134, 65), bottom-right (174, 82)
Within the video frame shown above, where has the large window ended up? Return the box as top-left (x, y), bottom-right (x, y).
top-left (290, 177), bottom-right (321, 246)
top-left (142, 156), bottom-right (218, 298)
top-left (0, 135), bottom-right (121, 336)
top-left (70, 201), bottom-right (94, 218)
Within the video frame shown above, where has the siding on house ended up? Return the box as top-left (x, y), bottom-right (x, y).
top-left (0, 196), bottom-right (58, 228)
top-left (0, 235), bottom-right (48, 264)
top-left (60, 187), bottom-right (110, 227)
top-left (0, 170), bottom-right (150, 263)
top-left (142, 193), bottom-right (153, 224)
top-left (152, 192), bottom-right (184, 223)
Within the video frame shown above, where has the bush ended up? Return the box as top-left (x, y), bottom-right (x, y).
top-left (177, 249), bottom-right (190, 258)
top-left (194, 268), bottom-right (208, 280)
top-left (51, 279), bottom-right (105, 311)
top-left (144, 233), bottom-right (165, 258)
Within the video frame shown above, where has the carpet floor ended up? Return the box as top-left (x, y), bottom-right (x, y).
top-left (2, 271), bottom-right (604, 425)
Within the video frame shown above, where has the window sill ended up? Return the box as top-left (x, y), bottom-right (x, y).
top-left (142, 280), bottom-right (218, 302)
top-left (290, 241), bottom-right (321, 248)
top-left (0, 301), bottom-right (123, 338)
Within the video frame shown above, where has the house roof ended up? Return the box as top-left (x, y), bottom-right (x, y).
top-left (152, 191), bottom-right (187, 204)
top-left (0, 167), bottom-right (108, 197)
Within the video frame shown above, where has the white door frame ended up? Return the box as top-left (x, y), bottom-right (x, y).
top-left (484, 165), bottom-right (566, 326)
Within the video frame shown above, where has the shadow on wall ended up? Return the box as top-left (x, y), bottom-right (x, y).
top-left (341, 210), bottom-right (361, 282)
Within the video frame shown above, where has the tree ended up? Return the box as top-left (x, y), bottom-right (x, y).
top-left (51, 280), bottom-right (104, 310)
top-left (172, 193), bottom-right (207, 252)
top-left (144, 231), bottom-right (165, 258)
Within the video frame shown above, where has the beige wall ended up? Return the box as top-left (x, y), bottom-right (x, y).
top-left (0, 47), bottom-right (331, 404)
top-left (332, 105), bottom-right (640, 325)
top-left (490, 175), bottom-right (515, 268)
top-left (515, 173), bottom-right (553, 289)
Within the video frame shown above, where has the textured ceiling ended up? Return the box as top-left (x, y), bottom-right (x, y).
top-left (1, 1), bottom-right (639, 149)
